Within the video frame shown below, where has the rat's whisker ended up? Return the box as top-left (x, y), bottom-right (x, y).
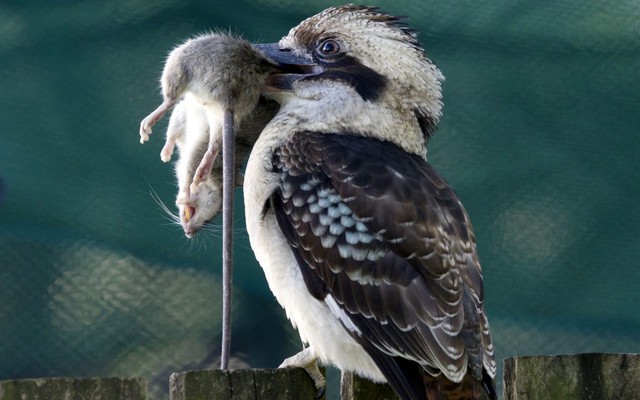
top-left (149, 187), bottom-right (181, 225)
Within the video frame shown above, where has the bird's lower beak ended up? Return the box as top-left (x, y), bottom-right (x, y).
top-left (253, 43), bottom-right (321, 92)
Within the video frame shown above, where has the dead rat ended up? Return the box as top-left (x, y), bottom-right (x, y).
top-left (139, 33), bottom-right (281, 369)
top-left (139, 33), bottom-right (278, 237)
top-left (164, 96), bottom-right (278, 237)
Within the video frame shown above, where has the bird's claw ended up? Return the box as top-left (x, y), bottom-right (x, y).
top-left (279, 347), bottom-right (326, 398)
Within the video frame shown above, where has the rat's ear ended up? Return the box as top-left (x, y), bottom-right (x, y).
top-left (190, 143), bottom-right (219, 193)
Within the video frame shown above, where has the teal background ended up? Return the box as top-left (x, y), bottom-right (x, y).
top-left (1, 1), bottom-right (639, 398)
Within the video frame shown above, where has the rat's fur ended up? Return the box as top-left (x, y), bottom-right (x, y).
top-left (139, 33), bottom-right (278, 237)
top-left (164, 96), bottom-right (278, 237)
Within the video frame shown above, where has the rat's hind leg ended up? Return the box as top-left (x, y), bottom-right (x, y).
top-left (140, 98), bottom-right (177, 144)
top-left (160, 101), bottom-right (187, 162)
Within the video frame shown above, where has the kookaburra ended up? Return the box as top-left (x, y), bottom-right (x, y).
top-left (244, 5), bottom-right (497, 399)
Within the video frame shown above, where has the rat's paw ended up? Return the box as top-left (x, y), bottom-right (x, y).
top-left (160, 141), bottom-right (175, 162)
top-left (139, 117), bottom-right (152, 144)
top-left (140, 100), bottom-right (176, 144)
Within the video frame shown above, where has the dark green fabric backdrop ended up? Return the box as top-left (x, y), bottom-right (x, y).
top-left (1, 1), bottom-right (639, 398)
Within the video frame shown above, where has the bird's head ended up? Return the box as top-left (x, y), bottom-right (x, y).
top-left (255, 5), bottom-right (444, 156)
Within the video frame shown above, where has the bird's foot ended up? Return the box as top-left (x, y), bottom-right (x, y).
top-left (279, 347), bottom-right (326, 399)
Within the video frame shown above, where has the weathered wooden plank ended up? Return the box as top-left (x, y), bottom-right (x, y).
top-left (0, 377), bottom-right (147, 400)
top-left (340, 371), bottom-right (397, 400)
top-left (504, 353), bottom-right (640, 400)
top-left (169, 368), bottom-right (323, 400)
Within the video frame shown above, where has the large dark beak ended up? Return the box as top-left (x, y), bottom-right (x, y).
top-left (253, 43), bottom-right (321, 91)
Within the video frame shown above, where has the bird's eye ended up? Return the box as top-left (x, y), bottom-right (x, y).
top-left (317, 39), bottom-right (342, 57)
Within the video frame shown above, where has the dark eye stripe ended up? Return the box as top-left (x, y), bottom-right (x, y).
top-left (305, 55), bottom-right (387, 102)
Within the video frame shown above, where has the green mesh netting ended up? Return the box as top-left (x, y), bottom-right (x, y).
top-left (1, 1), bottom-right (639, 398)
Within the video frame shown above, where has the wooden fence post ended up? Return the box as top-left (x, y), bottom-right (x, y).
top-left (339, 371), bottom-right (397, 400)
top-left (169, 368), bottom-right (324, 400)
top-left (504, 353), bottom-right (640, 399)
top-left (0, 377), bottom-right (147, 400)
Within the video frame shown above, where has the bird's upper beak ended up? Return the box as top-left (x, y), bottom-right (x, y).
top-left (253, 43), bottom-right (321, 93)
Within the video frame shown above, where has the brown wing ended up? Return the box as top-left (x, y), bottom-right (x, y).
top-left (270, 131), bottom-right (496, 399)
